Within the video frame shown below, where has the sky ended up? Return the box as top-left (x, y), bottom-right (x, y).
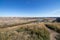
top-left (0, 0), bottom-right (60, 17)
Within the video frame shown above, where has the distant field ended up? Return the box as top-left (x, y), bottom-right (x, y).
top-left (0, 18), bottom-right (37, 28)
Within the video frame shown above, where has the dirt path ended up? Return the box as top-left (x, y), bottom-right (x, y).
top-left (47, 28), bottom-right (58, 40)
top-left (0, 20), bottom-right (38, 32)
top-left (0, 23), bottom-right (37, 32)
top-left (44, 24), bottom-right (59, 40)
top-left (39, 23), bottom-right (59, 40)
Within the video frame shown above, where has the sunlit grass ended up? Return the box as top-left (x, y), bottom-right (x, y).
top-left (45, 23), bottom-right (60, 33)
top-left (0, 23), bottom-right (50, 40)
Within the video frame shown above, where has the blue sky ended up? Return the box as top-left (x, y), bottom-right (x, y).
top-left (0, 0), bottom-right (60, 17)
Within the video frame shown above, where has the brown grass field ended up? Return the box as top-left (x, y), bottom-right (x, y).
top-left (0, 17), bottom-right (60, 40)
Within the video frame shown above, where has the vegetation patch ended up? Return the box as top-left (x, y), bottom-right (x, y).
top-left (16, 25), bottom-right (50, 40)
top-left (0, 24), bottom-right (50, 40)
top-left (45, 23), bottom-right (60, 33)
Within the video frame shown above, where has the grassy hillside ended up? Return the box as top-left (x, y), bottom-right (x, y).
top-left (0, 23), bottom-right (50, 40)
top-left (0, 17), bottom-right (60, 40)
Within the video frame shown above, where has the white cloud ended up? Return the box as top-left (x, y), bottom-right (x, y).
top-left (43, 10), bottom-right (60, 17)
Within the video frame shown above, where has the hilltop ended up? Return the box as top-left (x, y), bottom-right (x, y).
top-left (0, 17), bottom-right (60, 40)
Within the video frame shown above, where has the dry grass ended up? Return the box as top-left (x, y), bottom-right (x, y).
top-left (0, 17), bottom-right (60, 40)
top-left (0, 23), bottom-right (50, 40)
top-left (45, 23), bottom-right (60, 33)
top-left (0, 20), bottom-right (37, 28)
